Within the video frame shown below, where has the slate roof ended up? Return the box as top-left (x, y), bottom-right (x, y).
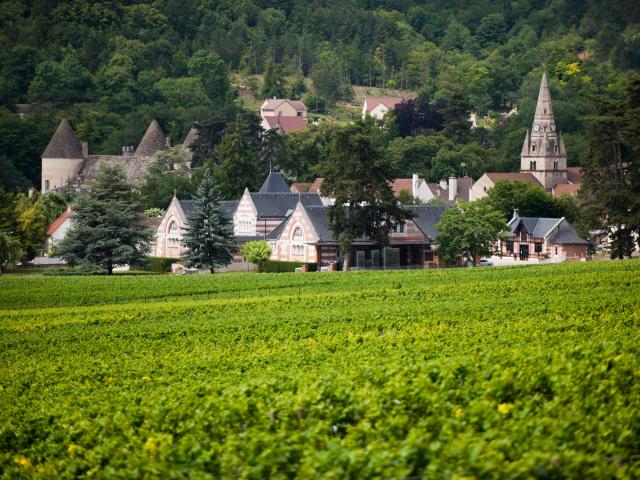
top-left (250, 192), bottom-right (323, 218)
top-left (221, 200), bottom-right (239, 218)
top-left (79, 155), bottom-right (150, 183)
top-left (135, 120), bottom-right (168, 157)
top-left (404, 205), bottom-right (449, 240)
top-left (259, 171), bottom-right (290, 193)
top-left (266, 217), bottom-right (289, 240)
top-left (507, 216), bottom-right (588, 244)
top-left (42, 119), bottom-right (84, 158)
top-left (178, 199), bottom-right (197, 217)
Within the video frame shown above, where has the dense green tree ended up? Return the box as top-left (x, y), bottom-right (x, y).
top-left (56, 165), bottom-right (153, 274)
top-left (262, 60), bottom-right (287, 99)
top-left (15, 193), bottom-right (47, 261)
top-left (0, 232), bottom-right (22, 275)
top-left (581, 76), bottom-right (640, 258)
top-left (318, 119), bottom-right (412, 270)
top-left (40, 192), bottom-right (67, 225)
top-left (259, 128), bottom-right (286, 174)
top-left (188, 50), bottom-right (230, 101)
top-left (182, 170), bottom-right (235, 273)
top-left (311, 49), bottom-right (353, 105)
top-left (141, 146), bottom-right (194, 209)
top-left (481, 180), bottom-right (573, 221)
top-left (215, 115), bottom-right (261, 198)
top-left (436, 201), bottom-right (507, 266)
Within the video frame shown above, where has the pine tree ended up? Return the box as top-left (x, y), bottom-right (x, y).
top-left (183, 170), bottom-right (236, 273)
top-left (215, 115), bottom-right (260, 198)
top-left (56, 165), bottom-right (153, 275)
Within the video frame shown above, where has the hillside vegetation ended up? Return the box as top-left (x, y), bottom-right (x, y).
top-left (1, 260), bottom-right (639, 477)
top-left (2, 0), bottom-right (640, 191)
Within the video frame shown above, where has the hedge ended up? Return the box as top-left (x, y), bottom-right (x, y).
top-left (261, 260), bottom-right (318, 273)
top-left (137, 256), bottom-right (181, 274)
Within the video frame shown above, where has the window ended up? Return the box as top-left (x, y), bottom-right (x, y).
top-left (555, 246), bottom-right (558, 255)
top-left (297, 111), bottom-right (302, 117)
top-left (535, 243), bottom-right (542, 253)
top-left (168, 221), bottom-right (180, 247)
top-left (292, 226), bottom-right (304, 257)
top-left (506, 241), bottom-right (514, 253)
top-left (520, 231), bottom-right (528, 242)
top-left (553, 160), bottom-right (558, 171)
top-left (238, 216), bottom-right (252, 233)
top-left (44, 179), bottom-right (50, 191)
top-left (393, 223), bottom-right (405, 234)
top-left (531, 143), bottom-right (536, 152)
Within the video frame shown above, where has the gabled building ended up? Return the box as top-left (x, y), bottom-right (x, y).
top-left (498, 211), bottom-right (589, 261)
top-left (153, 196), bottom-right (238, 259)
top-left (260, 99), bottom-right (308, 135)
top-left (469, 172), bottom-right (543, 201)
top-left (267, 201), bottom-right (448, 268)
top-left (41, 119), bottom-right (171, 193)
top-left (362, 97), bottom-right (403, 120)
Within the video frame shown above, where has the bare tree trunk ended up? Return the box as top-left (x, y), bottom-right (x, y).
top-left (107, 260), bottom-right (113, 275)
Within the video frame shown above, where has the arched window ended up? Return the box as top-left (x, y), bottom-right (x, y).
top-left (531, 143), bottom-right (536, 152)
top-left (168, 221), bottom-right (180, 247)
top-left (554, 144), bottom-right (559, 153)
top-left (238, 216), bottom-right (252, 233)
top-left (292, 226), bottom-right (304, 257)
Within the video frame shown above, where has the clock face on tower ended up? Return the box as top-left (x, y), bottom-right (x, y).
top-left (550, 124), bottom-right (556, 131)
top-left (534, 124), bottom-right (540, 132)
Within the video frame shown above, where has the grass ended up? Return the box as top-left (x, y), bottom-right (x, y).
top-left (1, 260), bottom-right (639, 478)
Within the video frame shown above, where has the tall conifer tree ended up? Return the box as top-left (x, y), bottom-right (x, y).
top-left (183, 170), bottom-right (236, 273)
top-left (56, 165), bottom-right (153, 274)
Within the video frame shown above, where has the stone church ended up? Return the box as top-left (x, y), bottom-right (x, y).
top-left (41, 119), bottom-right (197, 194)
top-left (469, 73), bottom-right (579, 201)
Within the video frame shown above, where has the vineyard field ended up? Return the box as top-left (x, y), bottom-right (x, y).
top-left (1, 261), bottom-right (639, 478)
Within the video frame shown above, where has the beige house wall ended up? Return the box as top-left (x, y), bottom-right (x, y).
top-left (273, 205), bottom-right (319, 263)
top-left (469, 174), bottom-right (494, 201)
top-left (260, 101), bottom-right (306, 119)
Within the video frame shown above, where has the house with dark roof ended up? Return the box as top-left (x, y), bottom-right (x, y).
top-left (267, 200), bottom-right (448, 268)
top-left (153, 195), bottom-right (239, 259)
top-left (41, 118), bottom-right (179, 194)
top-left (499, 211), bottom-right (589, 261)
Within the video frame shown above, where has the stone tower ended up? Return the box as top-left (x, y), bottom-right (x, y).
top-left (41, 119), bottom-right (87, 194)
top-left (520, 73), bottom-right (567, 189)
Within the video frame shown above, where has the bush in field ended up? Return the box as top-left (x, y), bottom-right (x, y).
top-left (242, 240), bottom-right (271, 272)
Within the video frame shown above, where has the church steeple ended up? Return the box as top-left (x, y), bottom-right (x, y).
top-left (520, 73), bottom-right (567, 190)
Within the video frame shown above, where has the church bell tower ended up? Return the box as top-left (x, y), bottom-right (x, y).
top-left (520, 73), bottom-right (567, 189)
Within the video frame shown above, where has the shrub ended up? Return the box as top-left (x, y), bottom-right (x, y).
top-left (261, 260), bottom-right (318, 273)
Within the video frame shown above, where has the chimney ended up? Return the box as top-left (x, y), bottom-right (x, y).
top-left (81, 141), bottom-right (88, 159)
top-left (412, 174), bottom-right (419, 197)
top-left (28, 187), bottom-right (35, 198)
top-left (439, 178), bottom-right (447, 190)
top-left (512, 208), bottom-right (520, 221)
top-left (448, 174), bottom-right (457, 202)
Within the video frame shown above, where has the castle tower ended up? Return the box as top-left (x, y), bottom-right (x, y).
top-left (41, 119), bottom-right (87, 194)
top-left (520, 73), bottom-right (567, 189)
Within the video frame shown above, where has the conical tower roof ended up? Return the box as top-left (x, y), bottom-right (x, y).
top-left (182, 124), bottom-right (199, 148)
top-left (42, 119), bottom-right (84, 158)
top-left (259, 171), bottom-right (290, 193)
top-left (135, 119), bottom-right (167, 156)
top-left (533, 73), bottom-right (555, 126)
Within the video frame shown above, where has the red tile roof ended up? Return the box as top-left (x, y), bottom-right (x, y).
top-left (566, 167), bottom-right (582, 184)
top-left (46, 208), bottom-right (71, 236)
top-left (364, 97), bottom-right (403, 113)
top-left (308, 178), bottom-right (324, 193)
top-left (391, 179), bottom-right (413, 196)
top-left (263, 115), bottom-right (307, 134)
top-left (290, 182), bottom-right (311, 193)
top-left (553, 183), bottom-right (581, 197)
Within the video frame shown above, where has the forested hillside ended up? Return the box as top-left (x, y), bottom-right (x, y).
top-left (1, 0), bottom-right (640, 191)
